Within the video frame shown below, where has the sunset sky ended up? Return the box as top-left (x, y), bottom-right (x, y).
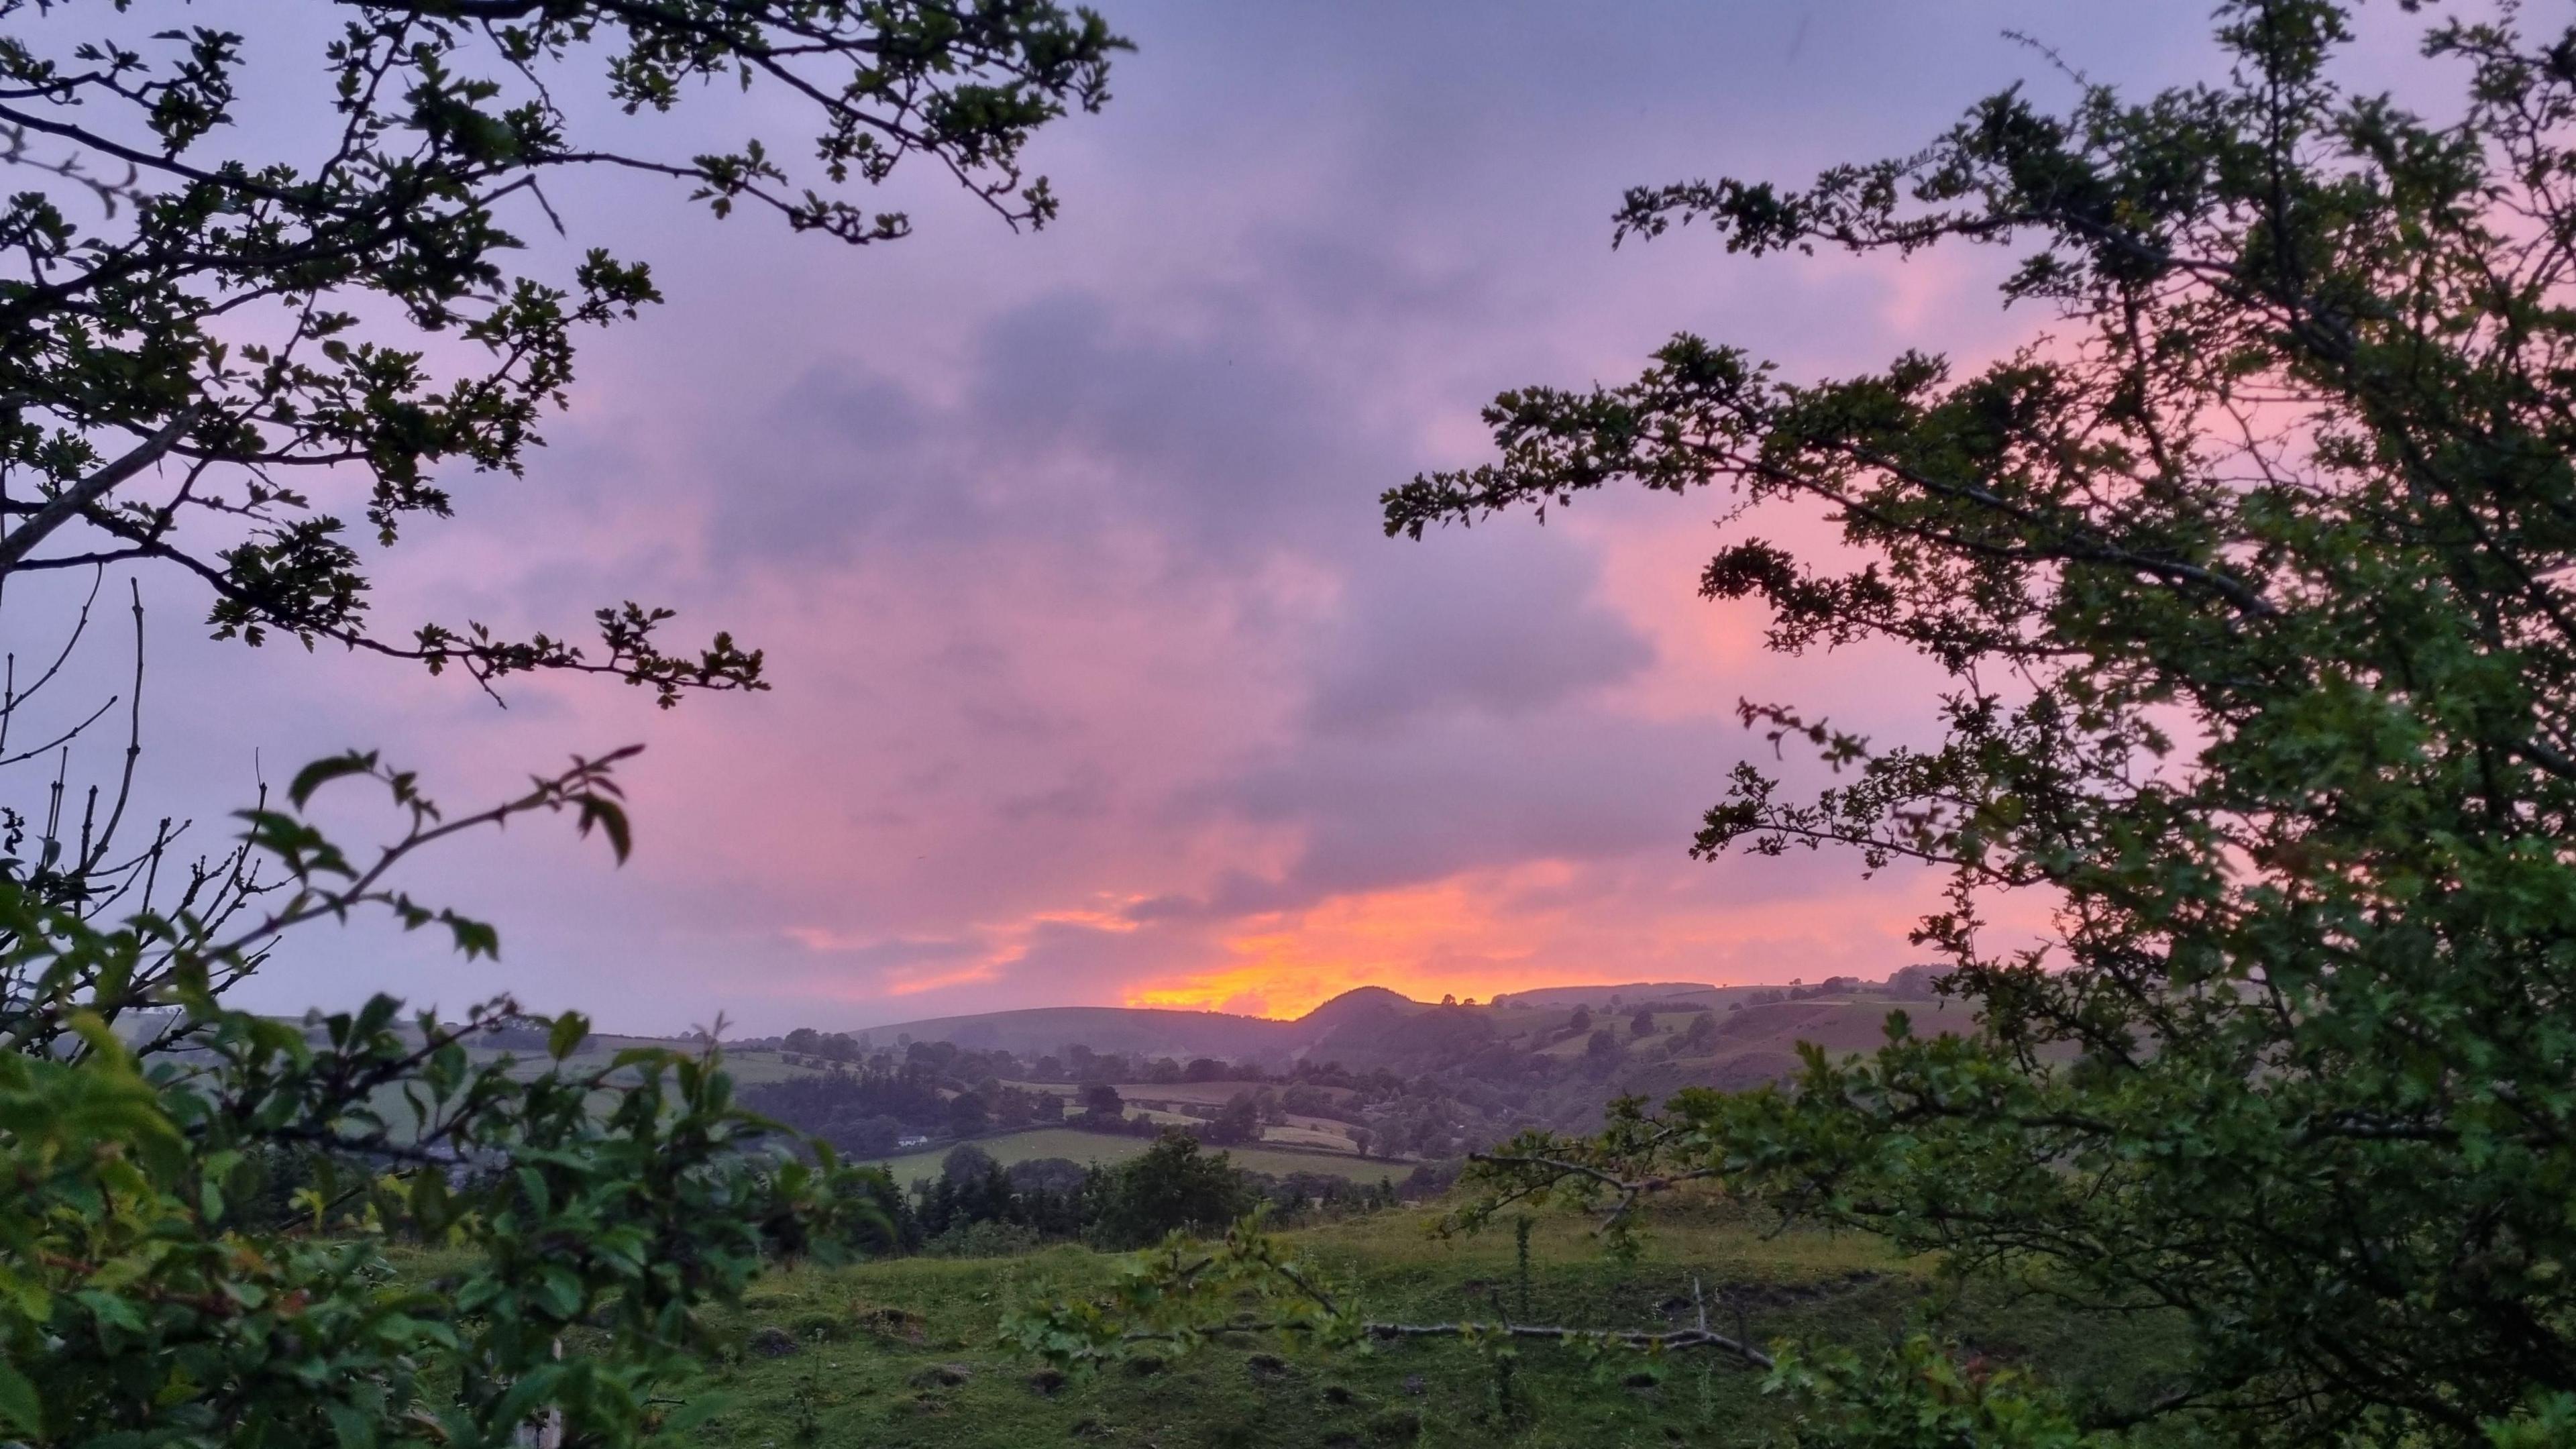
top-left (48, 3), bottom-right (2333, 1034)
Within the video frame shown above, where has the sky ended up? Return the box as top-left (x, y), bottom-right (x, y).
top-left (5, 3), bottom-right (2339, 1034)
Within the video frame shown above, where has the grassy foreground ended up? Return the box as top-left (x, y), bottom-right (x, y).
top-left (553, 1201), bottom-right (2180, 1448)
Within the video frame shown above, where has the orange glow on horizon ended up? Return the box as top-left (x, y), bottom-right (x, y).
top-left (1123, 867), bottom-right (1564, 1018)
top-left (1118, 860), bottom-right (2041, 1021)
top-left (1123, 863), bottom-right (1695, 1018)
top-left (784, 863), bottom-right (2048, 1020)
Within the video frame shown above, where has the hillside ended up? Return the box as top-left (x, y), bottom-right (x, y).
top-left (833, 975), bottom-right (1939, 1075)
top-left (832, 986), bottom-right (1452, 1065)
top-left (1489, 981), bottom-right (1726, 1008)
top-left (1290, 983), bottom-right (1424, 1034)
top-left (1609, 994), bottom-right (1974, 1098)
top-left (612, 1200), bottom-right (2182, 1449)
top-left (732, 972), bottom-right (1966, 1169)
top-left (1298, 999), bottom-right (1496, 1074)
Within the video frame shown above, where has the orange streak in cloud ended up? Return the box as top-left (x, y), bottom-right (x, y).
top-left (1126, 863), bottom-right (1614, 1018)
top-left (1026, 907), bottom-right (1144, 933)
top-left (883, 966), bottom-right (1000, 997)
top-left (1123, 859), bottom-right (2041, 1021)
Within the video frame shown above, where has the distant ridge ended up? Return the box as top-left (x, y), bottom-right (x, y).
top-left (1489, 981), bottom-right (1727, 1009)
top-left (828, 974), bottom-right (1909, 1069)
top-left (733, 971), bottom-right (1955, 1157)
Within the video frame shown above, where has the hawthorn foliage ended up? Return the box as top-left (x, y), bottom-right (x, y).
top-left (0, 0), bottom-right (1122, 700)
top-left (0, 3), bottom-right (1124, 1445)
top-left (1385, 0), bottom-right (2576, 1442)
top-left (0, 751), bottom-right (896, 1449)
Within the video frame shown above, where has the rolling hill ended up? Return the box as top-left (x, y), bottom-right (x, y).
top-left (820, 973), bottom-right (1957, 1101)
top-left (720, 971), bottom-right (1976, 1173)
top-left (855, 985), bottom-right (1440, 1065)
top-left (1489, 981), bottom-right (1732, 1008)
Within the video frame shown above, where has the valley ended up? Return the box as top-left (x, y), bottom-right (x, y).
top-left (706, 971), bottom-right (1959, 1186)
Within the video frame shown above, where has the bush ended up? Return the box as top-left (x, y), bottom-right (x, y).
top-left (1007, 1157), bottom-right (1092, 1197)
top-left (1089, 1133), bottom-right (1252, 1248)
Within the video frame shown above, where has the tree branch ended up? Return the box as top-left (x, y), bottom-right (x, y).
top-left (0, 407), bottom-right (201, 573)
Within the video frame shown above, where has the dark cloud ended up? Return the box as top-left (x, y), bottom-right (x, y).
top-left (701, 271), bottom-right (1409, 574)
top-left (1189, 709), bottom-right (1726, 908)
top-left (960, 290), bottom-right (1393, 555)
top-left (1305, 525), bottom-right (1653, 735)
top-left (798, 934), bottom-right (985, 970)
top-left (1122, 871), bottom-right (1307, 924)
top-left (701, 366), bottom-right (964, 565)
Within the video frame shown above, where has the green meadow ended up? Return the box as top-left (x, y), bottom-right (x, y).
top-left (870, 1127), bottom-right (1412, 1187)
top-left (539, 1201), bottom-right (2182, 1449)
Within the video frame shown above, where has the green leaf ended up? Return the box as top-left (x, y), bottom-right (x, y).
top-left (0, 1359), bottom-right (42, 1438)
top-left (577, 796), bottom-right (633, 863)
top-left (442, 912), bottom-right (500, 961)
top-left (287, 751), bottom-right (378, 809)
top-left (548, 1011), bottom-right (590, 1061)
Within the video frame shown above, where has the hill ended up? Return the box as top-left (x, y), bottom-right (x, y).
top-left (1291, 984), bottom-right (1423, 1034)
top-left (768, 975), bottom-right (1963, 1096)
top-left (859, 987), bottom-right (1438, 1065)
top-left (841, 977), bottom-right (1931, 1067)
top-left (1605, 994), bottom-right (1975, 1101)
top-left (1301, 999), bottom-right (1496, 1074)
top-left (739, 972), bottom-right (1966, 1164)
top-left (1489, 981), bottom-right (1722, 1008)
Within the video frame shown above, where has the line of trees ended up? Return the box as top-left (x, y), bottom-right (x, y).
top-left (889, 1136), bottom-right (1401, 1256)
top-left (741, 1071), bottom-right (1317, 1158)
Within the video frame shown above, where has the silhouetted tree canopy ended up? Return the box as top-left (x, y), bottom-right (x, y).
top-left (1045, 3), bottom-right (2576, 1441)
top-left (1398, 2), bottom-right (2576, 1441)
top-left (0, 0), bottom-right (1123, 704)
top-left (0, 5), bottom-right (1126, 1446)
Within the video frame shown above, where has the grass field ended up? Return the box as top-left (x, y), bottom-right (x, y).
top-left (1259, 1123), bottom-right (1357, 1150)
top-left (596, 1199), bottom-right (2184, 1448)
top-left (1010, 1082), bottom-right (1365, 1154)
top-left (708, 1049), bottom-right (833, 1085)
top-left (1017, 1079), bottom-right (1358, 1113)
top-left (871, 1127), bottom-right (1413, 1186)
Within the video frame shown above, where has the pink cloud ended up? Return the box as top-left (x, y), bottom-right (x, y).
top-left (178, 3), bottom-right (2223, 1036)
